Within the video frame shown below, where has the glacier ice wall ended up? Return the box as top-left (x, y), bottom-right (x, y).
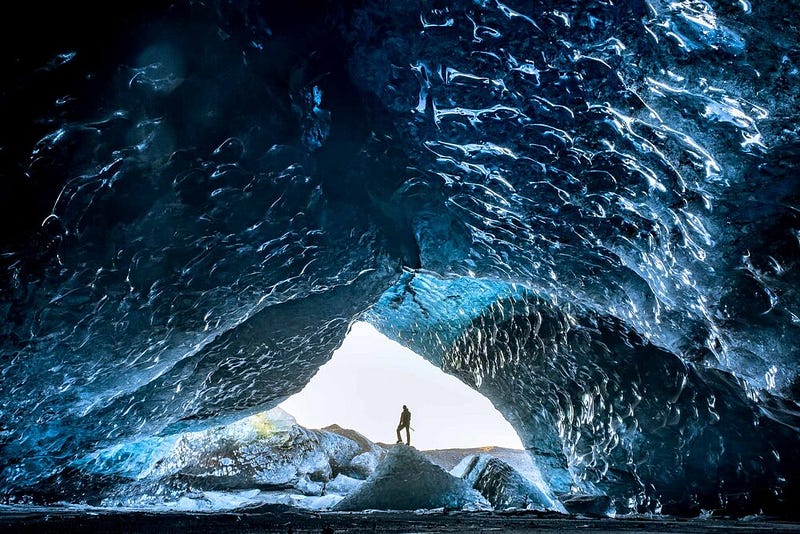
top-left (1, 0), bottom-right (799, 516)
top-left (369, 274), bottom-right (800, 514)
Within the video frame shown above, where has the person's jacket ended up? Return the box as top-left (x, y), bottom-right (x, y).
top-left (400, 409), bottom-right (411, 426)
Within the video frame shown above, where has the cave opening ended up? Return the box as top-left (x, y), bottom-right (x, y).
top-left (279, 321), bottom-right (524, 451)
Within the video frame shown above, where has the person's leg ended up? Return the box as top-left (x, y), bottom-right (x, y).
top-left (405, 425), bottom-right (410, 445)
top-left (396, 425), bottom-right (402, 443)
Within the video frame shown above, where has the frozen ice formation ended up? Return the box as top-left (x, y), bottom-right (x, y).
top-left (72, 408), bottom-right (380, 507)
top-left (321, 425), bottom-right (386, 479)
top-left (334, 445), bottom-right (489, 511)
top-left (452, 454), bottom-right (565, 512)
top-left (2, 0), bottom-right (800, 518)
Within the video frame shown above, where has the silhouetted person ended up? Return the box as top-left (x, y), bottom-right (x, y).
top-left (396, 405), bottom-right (411, 445)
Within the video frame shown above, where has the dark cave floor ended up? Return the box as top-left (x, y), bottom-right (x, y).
top-left (1, 507), bottom-right (799, 534)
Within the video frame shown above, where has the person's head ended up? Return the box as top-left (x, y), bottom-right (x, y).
top-left (403, 405), bottom-right (407, 410)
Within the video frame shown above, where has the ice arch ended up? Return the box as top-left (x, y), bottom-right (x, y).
top-left (279, 321), bottom-right (524, 450)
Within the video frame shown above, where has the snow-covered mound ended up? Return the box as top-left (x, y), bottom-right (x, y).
top-left (452, 454), bottom-right (566, 513)
top-left (334, 445), bottom-right (489, 511)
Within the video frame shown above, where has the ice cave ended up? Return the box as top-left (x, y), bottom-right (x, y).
top-left (1, 0), bottom-right (800, 523)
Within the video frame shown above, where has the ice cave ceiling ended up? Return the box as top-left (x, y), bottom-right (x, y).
top-left (1, 0), bottom-right (799, 516)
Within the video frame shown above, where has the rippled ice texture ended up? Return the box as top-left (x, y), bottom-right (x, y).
top-left (1, 0), bottom-right (799, 517)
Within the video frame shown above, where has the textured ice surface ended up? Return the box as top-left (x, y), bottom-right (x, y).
top-left (334, 445), bottom-right (489, 511)
top-left (321, 425), bottom-right (386, 479)
top-left (325, 474), bottom-right (365, 495)
top-left (372, 275), bottom-right (800, 512)
top-left (93, 408), bottom-right (376, 507)
top-left (452, 453), bottom-right (565, 512)
top-left (1, 0), bottom-right (800, 517)
top-left (125, 489), bottom-right (345, 512)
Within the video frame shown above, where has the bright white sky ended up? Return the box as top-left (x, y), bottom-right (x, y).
top-left (279, 322), bottom-right (523, 450)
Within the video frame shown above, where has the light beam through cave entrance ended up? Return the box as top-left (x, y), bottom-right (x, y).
top-left (279, 322), bottom-right (524, 450)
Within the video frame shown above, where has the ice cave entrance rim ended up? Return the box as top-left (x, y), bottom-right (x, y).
top-left (279, 322), bottom-right (524, 450)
